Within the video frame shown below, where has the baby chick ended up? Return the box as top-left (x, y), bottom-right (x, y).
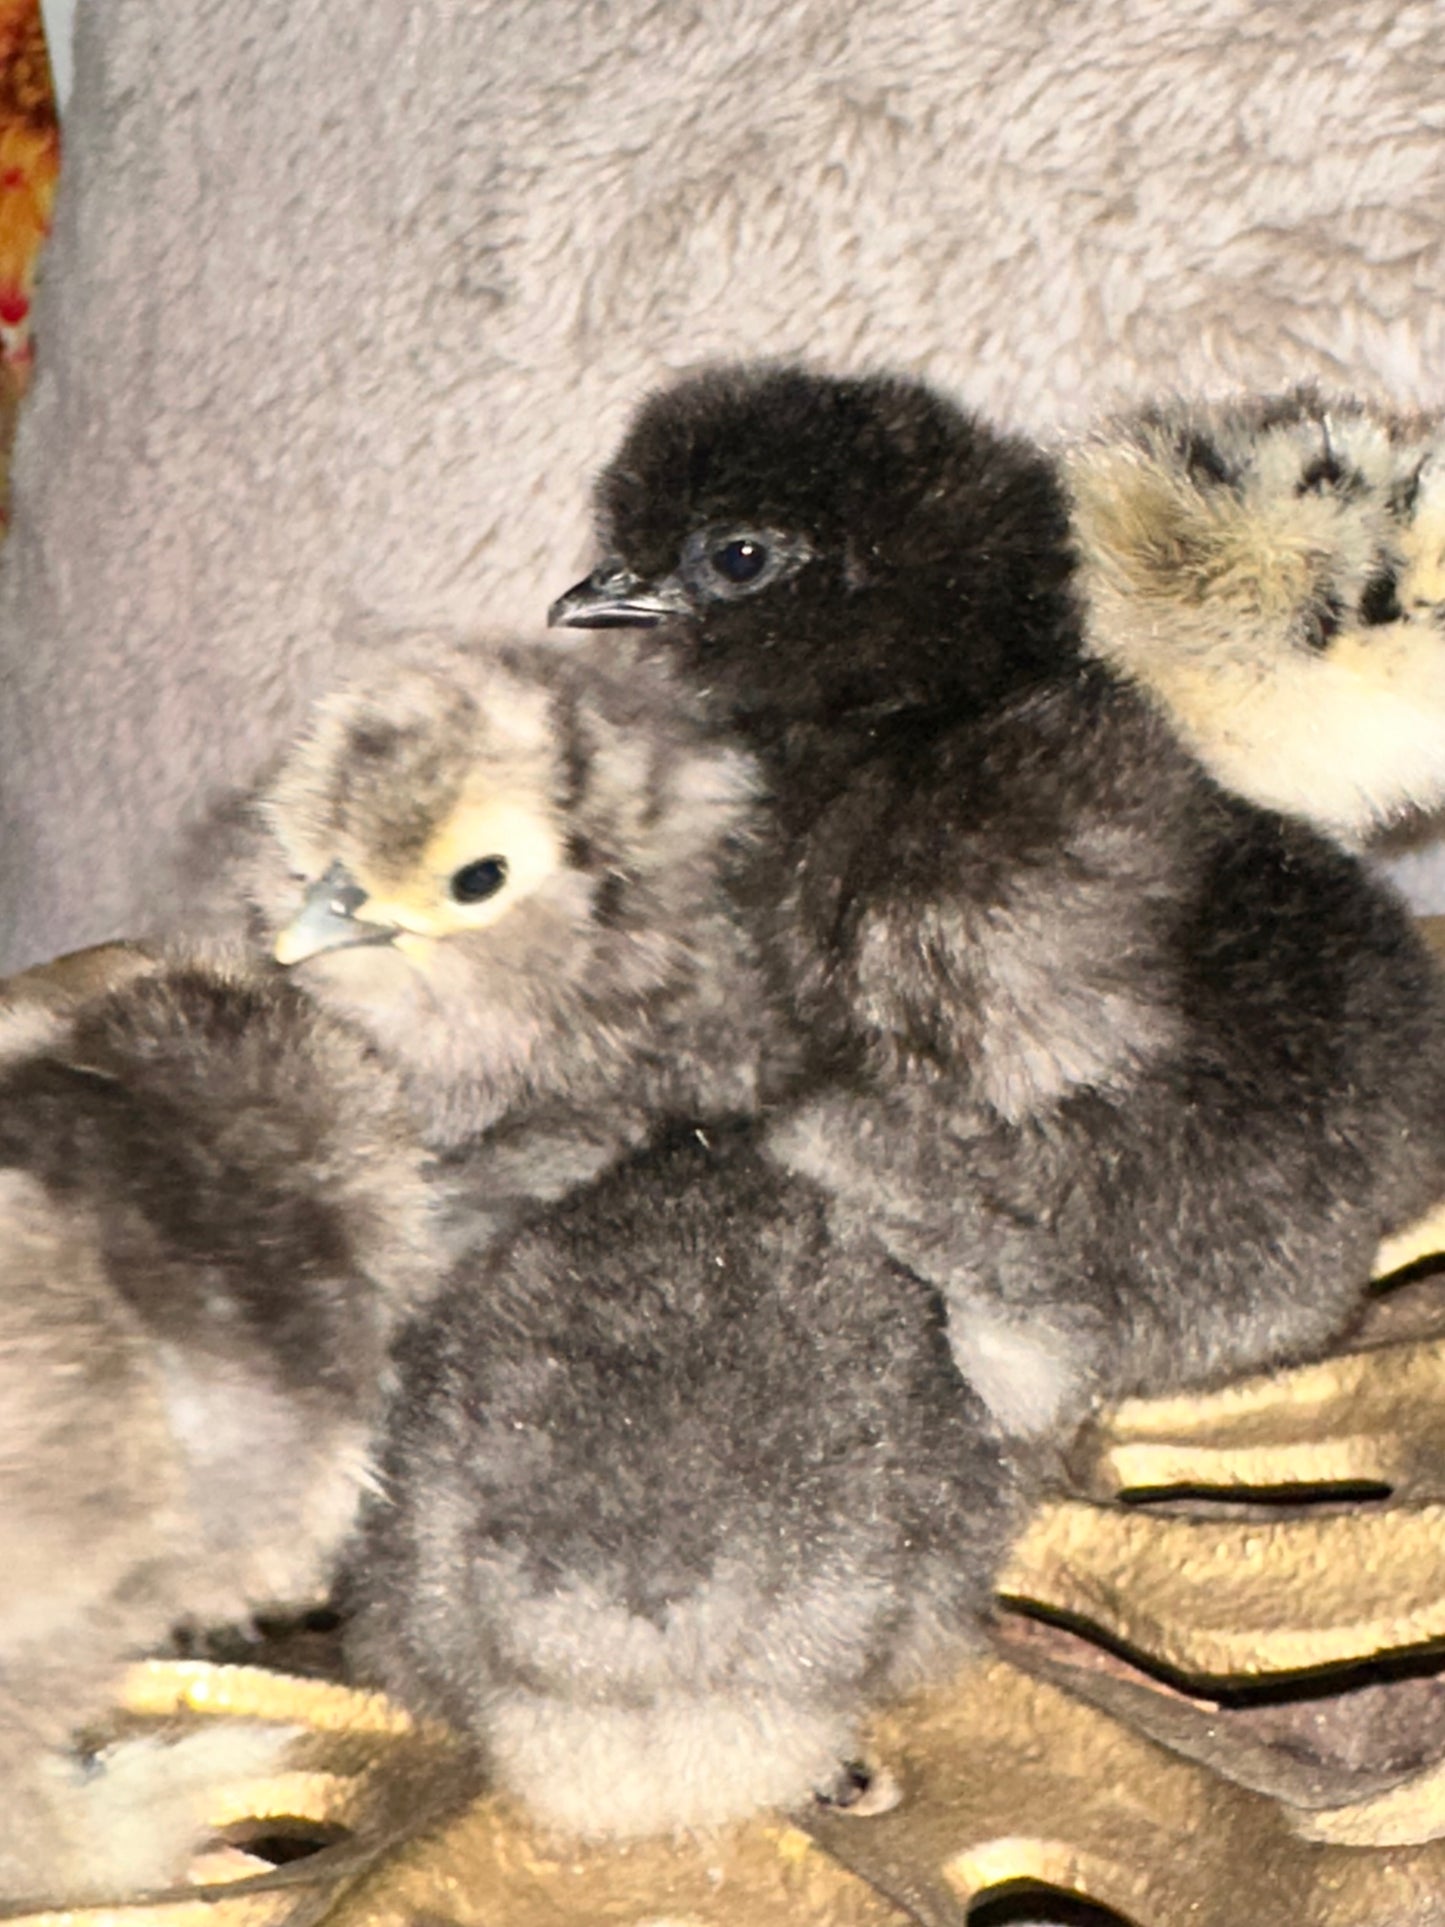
top-left (350, 1119), bottom-right (1019, 1838)
top-left (1064, 388), bottom-right (1445, 845)
top-left (551, 363), bottom-right (1445, 1435)
top-left (0, 949), bottom-right (440, 1899)
top-left (234, 633), bottom-right (789, 1223)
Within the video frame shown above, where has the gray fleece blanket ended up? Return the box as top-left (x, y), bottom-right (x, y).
top-left (2, 0), bottom-right (1444, 971)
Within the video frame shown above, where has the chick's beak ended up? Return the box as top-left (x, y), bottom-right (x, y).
top-left (547, 561), bottom-right (689, 630)
top-left (274, 861), bottom-right (401, 966)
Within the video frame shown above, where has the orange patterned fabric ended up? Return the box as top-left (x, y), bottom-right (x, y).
top-left (0, 0), bottom-right (56, 513)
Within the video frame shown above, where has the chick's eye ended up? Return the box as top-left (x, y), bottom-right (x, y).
top-left (711, 538), bottom-right (770, 584)
top-left (680, 525), bottom-right (809, 601)
top-left (449, 856), bottom-right (509, 904)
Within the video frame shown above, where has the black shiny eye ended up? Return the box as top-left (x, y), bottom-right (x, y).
top-left (679, 526), bottom-right (811, 602)
top-left (711, 538), bottom-right (770, 584)
top-left (449, 856), bottom-right (509, 904)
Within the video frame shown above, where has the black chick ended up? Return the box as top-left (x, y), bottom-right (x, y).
top-left (551, 363), bottom-right (1445, 1435)
top-left (349, 1119), bottom-right (1018, 1837)
top-left (553, 365), bottom-right (1076, 822)
top-left (0, 949), bottom-right (441, 1899)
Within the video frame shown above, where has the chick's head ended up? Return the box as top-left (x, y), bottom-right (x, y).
top-left (255, 639), bottom-right (762, 1146)
top-left (1067, 388), bottom-right (1445, 839)
top-left (550, 363), bottom-right (1080, 734)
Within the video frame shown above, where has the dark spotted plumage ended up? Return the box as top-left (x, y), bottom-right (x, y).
top-left (1066, 387), bottom-right (1445, 842)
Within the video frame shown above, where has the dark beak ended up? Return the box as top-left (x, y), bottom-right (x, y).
top-left (547, 562), bottom-right (688, 630)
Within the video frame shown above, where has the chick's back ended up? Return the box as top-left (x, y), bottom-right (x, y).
top-left (351, 1123), bottom-right (1017, 1838)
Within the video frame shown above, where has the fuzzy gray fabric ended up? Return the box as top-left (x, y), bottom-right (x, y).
top-left (3, 0), bottom-right (1445, 970)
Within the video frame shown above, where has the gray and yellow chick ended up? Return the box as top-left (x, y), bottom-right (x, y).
top-left (1066, 389), bottom-right (1445, 844)
top-left (0, 948), bottom-right (440, 1901)
top-left (240, 632), bottom-right (784, 1178)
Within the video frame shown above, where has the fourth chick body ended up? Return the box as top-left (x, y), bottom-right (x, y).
top-left (0, 951), bottom-right (439, 1900)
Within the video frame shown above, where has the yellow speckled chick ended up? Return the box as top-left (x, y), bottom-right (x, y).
top-left (1066, 389), bottom-right (1445, 845)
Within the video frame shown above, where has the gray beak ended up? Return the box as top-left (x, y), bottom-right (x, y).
top-left (273, 861), bottom-right (401, 967)
top-left (547, 562), bottom-right (688, 630)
